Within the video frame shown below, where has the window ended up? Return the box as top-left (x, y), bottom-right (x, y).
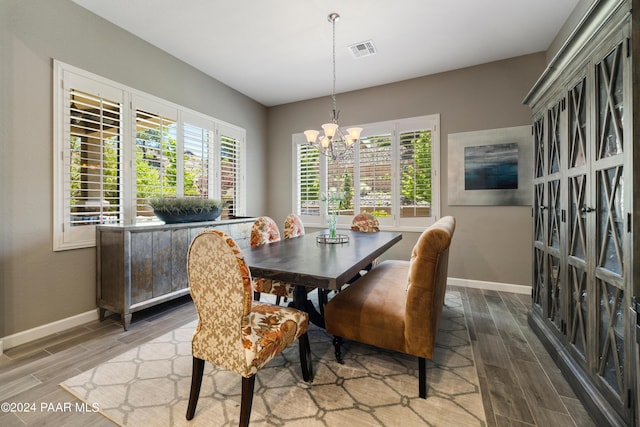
top-left (357, 126), bottom-right (393, 226)
top-left (399, 128), bottom-right (434, 224)
top-left (54, 61), bottom-right (246, 250)
top-left (293, 115), bottom-right (440, 230)
top-left (134, 103), bottom-right (179, 218)
top-left (327, 148), bottom-right (355, 215)
top-left (182, 122), bottom-right (210, 198)
top-left (54, 71), bottom-right (126, 249)
top-left (295, 143), bottom-right (322, 216)
top-left (218, 124), bottom-right (245, 218)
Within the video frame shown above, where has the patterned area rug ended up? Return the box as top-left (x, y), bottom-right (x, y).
top-left (61, 291), bottom-right (485, 426)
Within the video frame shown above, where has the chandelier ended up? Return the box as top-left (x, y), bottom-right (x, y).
top-left (304, 13), bottom-right (362, 162)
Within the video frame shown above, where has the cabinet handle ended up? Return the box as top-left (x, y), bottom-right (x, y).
top-left (580, 206), bottom-right (595, 213)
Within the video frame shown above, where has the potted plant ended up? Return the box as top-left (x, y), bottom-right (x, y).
top-left (148, 198), bottom-right (226, 224)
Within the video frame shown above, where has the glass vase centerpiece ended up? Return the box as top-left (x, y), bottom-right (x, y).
top-left (320, 191), bottom-right (346, 241)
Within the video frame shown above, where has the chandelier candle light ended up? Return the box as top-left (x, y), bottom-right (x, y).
top-left (304, 13), bottom-right (362, 162)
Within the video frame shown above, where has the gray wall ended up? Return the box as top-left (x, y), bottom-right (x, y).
top-left (266, 53), bottom-right (545, 286)
top-left (0, 0), bottom-right (563, 339)
top-left (0, 0), bottom-right (268, 337)
top-left (547, 0), bottom-right (597, 63)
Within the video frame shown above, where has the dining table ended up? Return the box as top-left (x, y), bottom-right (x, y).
top-left (243, 229), bottom-right (403, 327)
top-left (244, 228), bottom-right (401, 380)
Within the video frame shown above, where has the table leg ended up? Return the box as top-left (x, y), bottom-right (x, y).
top-left (293, 286), bottom-right (325, 329)
top-left (292, 286), bottom-right (316, 381)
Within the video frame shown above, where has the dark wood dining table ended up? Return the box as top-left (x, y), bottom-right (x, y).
top-left (243, 229), bottom-right (402, 325)
top-left (244, 229), bottom-right (401, 380)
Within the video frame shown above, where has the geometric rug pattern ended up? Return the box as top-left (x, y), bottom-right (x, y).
top-left (61, 291), bottom-right (485, 426)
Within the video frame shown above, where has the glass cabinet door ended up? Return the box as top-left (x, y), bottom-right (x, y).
top-left (593, 39), bottom-right (630, 415)
top-left (547, 100), bottom-right (564, 333)
top-left (566, 76), bottom-right (589, 364)
top-left (532, 117), bottom-right (545, 312)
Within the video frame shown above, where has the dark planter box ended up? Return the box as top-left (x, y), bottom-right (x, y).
top-left (154, 208), bottom-right (221, 224)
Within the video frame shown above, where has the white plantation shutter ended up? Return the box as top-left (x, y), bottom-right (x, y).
top-left (296, 141), bottom-right (321, 218)
top-left (400, 130), bottom-right (432, 217)
top-left (183, 121), bottom-right (211, 198)
top-left (397, 114), bottom-right (439, 228)
top-left (358, 131), bottom-right (393, 225)
top-left (67, 90), bottom-right (123, 226)
top-left (54, 61), bottom-right (247, 249)
top-left (54, 67), bottom-right (125, 250)
top-left (134, 108), bottom-right (178, 217)
top-left (218, 124), bottom-right (245, 218)
top-left (292, 115), bottom-right (439, 230)
top-left (327, 149), bottom-right (355, 220)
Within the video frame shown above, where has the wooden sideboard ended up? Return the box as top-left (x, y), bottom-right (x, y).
top-left (96, 218), bottom-right (256, 330)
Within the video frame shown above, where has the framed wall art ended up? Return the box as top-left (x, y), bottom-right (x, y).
top-left (448, 125), bottom-right (531, 206)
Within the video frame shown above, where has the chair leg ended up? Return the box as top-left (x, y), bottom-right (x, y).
top-left (418, 357), bottom-right (427, 398)
top-left (253, 291), bottom-right (261, 302)
top-left (333, 336), bottom-right (345, 364)
top-left (298, 333), bottom-right (314, 382)
top-left (186, 357), bottom-right (205, 420)
top-left (239, 376), bottom-right (256, 427)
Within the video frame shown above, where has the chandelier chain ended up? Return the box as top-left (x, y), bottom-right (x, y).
top-left (303, 12), bottom-right (362, 161)
top-left (331, 15), bottom-right (337, 115)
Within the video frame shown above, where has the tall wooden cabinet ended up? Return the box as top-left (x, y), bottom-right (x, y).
top-left (524, 1), bottom-right (639, 425)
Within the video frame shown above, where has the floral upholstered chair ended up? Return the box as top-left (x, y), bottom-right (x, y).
top-left (348, 213), bottom-right (381, 283)
top-left (251, 216), bottom-right (295, 305)
top-left (351, 212), bottom-right (380, 233)
top-left (283, 213), bottom-right (305, 239)
top-left (250, 215), bottom-right (281, 247)
top-left (186, 229), bottom-right (312, 426)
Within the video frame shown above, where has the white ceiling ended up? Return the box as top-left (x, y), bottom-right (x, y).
top-left (72, 0), bottom-right (580, 107)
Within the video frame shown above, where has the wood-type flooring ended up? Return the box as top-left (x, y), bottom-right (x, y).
top-left (0, 286), bottom-right (596, 426)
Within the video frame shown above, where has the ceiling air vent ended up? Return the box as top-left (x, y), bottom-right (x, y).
top-left (348, 40), bottom-right (377, 58)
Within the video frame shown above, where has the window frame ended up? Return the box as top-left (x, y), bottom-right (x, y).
top-left (54, 60), bottom-right (246, 251)
top-left (292, 115), bottom-right (440, 231)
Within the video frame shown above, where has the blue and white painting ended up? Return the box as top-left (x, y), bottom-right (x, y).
top-left (464, 142), bottom-right (518, 190)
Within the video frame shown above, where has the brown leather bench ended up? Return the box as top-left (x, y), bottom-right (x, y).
top-left (324, 216), bottom-right (456, 398)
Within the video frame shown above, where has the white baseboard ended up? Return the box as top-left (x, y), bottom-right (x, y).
top-left (0, 278), bottom-right (529, 355)
top-left (0, 309), bottom-right (99, 355)
top-left (448, 277), bottom-right (531, 295)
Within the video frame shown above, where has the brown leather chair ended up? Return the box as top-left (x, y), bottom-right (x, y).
top-left (324, 216), bottom-right (455, 398)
